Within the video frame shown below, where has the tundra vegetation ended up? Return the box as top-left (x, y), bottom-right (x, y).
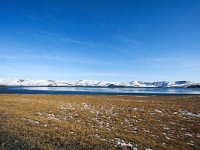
top-left (0, 94), bottom-right (200, 149)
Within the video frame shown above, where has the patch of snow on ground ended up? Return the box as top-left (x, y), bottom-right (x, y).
top-left (114, 138), bottom-right (135, 149)
top-left (144, 148), bottom-right (153, 150)
top-left (143, 129), bottom-right (150, 133)
top-left (47, 113), bottom-right (60, 120)
top-left (28, 119), bottom-right (39, 125)
top-left (35, 112), bottom-right (60, 121)
top-left (197, 133), bottom-right (200, 138)
top-left (82, 102), bottom-right (91, 109)
top-left (22, 118), bottom-right (40, 125)
top-left (154, 109), bottom-right (163, 113)
top-left (187, 140), bottom-right (194, 146)
top-left (185, 133), bottom-right (193, 137)
top-left (64, 115), bottom-right (73, 120)
top-left (179, 110), bottom-right (200, 118)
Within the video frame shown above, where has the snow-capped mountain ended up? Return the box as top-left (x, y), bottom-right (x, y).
top-left (0, 79), bottom-right (199, 88)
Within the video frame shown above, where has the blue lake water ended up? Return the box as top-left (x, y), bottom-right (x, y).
top-left (0, 86), bottom-right (200, 95)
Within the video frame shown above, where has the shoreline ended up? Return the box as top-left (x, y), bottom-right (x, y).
top-left (1, 93), bottom-right (200, 96)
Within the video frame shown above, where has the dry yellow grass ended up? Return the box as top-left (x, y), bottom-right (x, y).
top-left (0, 94), bottom-right (200, 150)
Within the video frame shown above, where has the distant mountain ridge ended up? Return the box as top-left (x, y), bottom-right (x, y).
top-left (0, 79), bottom-right (200, 88)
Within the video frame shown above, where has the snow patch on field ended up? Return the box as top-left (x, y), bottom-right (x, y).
top-left (35, 112), bottom-right (61, 121)
top-left (179, 110), bottom-right (200, 118)
top-left (144, 148), bottom-right (153, 150)
top-left (187, 140), bottom-right (194, 146)
top-left (114, 138), bottom-right (136, 149)
top-left (154, 109), bottom-right (163, 114)
top-left (21, 118), bottom-right (40, 125)
top-left (197, 133), bottom-right (200, 138)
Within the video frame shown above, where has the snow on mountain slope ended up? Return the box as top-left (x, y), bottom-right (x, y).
top-left (0, 79), bottom-right (70, 86)
top-left (74, 80), bottom-right (100, 86)
top-left (0, 79), bottom-right (199, 87)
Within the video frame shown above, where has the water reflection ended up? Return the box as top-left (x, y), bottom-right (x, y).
top-left (2, 86), bottom-right (199, 95)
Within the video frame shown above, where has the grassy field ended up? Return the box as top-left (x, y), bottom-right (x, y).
top-left (0, 94), bottom-right (200, 150)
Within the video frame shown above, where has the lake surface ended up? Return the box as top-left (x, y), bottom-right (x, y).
top-left (0, 86), bottom-right (200, 95)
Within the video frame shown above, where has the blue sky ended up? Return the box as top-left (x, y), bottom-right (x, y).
top-left (0, 0), bottom-right (200, 81)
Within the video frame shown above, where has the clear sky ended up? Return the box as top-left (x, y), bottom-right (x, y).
top-left (0, 0), bottom-right (200, 82)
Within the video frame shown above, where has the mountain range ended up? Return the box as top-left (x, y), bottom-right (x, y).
top-left (0, 79), bottom-right (200, 88)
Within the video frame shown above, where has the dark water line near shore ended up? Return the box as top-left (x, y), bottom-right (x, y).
top-left (0, 91), bottom-right (198, 96)
top-left (0, 86), bottom-right (200, 96)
